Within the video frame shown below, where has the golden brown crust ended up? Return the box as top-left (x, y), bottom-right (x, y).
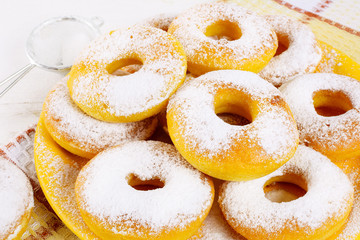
top-left (167, 70), bottom-right (299, 181)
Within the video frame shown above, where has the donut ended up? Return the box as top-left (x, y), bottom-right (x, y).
top-left (279, 73), bottom-right (360, 162)
top-left (0, 158), bottom-right (34, 239)
top-left (43, 77), bottom-right (158, 159)
top-left (75, 141), bottom-right (214, 240)
top-left (219, 145), bottom-right (354, 240)
top-left (141, 13), bottom-right (176, 32)
top-left (259, 15), bottom-right (322, 87)
top-left (34, 114), bottom-right (100, 239)
top-left (168, 2), bottom-right (278, 76)
top-left (191, 179), bottom-right (305, 240)
top-left (334, 157), bottom-right (360, 239)
top-left (68, 25), bottom-right (187, 123)
top-left (167, 70), bottom-right (299, 181)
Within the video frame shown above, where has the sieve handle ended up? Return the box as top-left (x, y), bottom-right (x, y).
top-left (0, 64), bottom-right (35, 97)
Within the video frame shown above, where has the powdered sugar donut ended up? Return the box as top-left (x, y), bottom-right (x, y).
top-left (280, 73), bottom-right (360, 162)
top-left (168, 2), bottom-right (277, 76)
top-left (259, 15), bottom-right (322, 87)
top-left (68, 25), bottom-right (187, 122)
top-left (0, 158), bottom-right (34, 239)
top-left (75, 141), bottom-right (214, 240)
top-left (167, 70), bottom-right (299, 181)
top-left (43, 77), bottom-right (158, 159)
top-left (219, 145), bottom-right (354, 240)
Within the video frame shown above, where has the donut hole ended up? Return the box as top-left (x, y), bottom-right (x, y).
top-left (274, 34), bottom-right (290, 56)
top-left (127, 174), bottom-right (165, 191)
top-left (205, 20), bottom-right (242, 41)
top-left (107, 58), bottom-right (143, 76)
top-left (263, 174), bottom-right (307, 203)
top-left (214, 89), bottom-right (255, 126)
top-left (313, 90), bottom-right (353, 117)
top-left (216, 113), bottom-right (251, 126)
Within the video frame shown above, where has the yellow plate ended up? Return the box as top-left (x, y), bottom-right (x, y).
top-left (34, 115), bottom-right (100, 240)
top-left (315, 40), bottom-right (360, 80)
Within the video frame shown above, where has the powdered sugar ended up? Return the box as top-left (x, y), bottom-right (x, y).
top-left (169, 82), bottom-right (233, 156)
top-left (255, 108), bottom-right (298, 156)
top-left (168, 2), bottom-right (277, 74)
top-left (0, 158), bottom-right (34, 239)
top-left (279, 73), bottom-right (360, 158)
top-left (167, 70), bottom-right (298, 161)
top-left (259, 15), bottom-right (322, 87)
top-left (336, 162), bottom-right (360, 239)
top-left (219, 145), bottom-right (354, 239)
top-left (69, 25), bottom-right (186, 119)
top-left (316, 43), bottom-right (339, 73)
top-left (140, 13), bottom-right (176, 32)
top-left (76, 141), bottom-right (213, 237)
top-left (106, 70), bottom-right (167, 116)
top-left (43, 77), bottom-right (158, 158)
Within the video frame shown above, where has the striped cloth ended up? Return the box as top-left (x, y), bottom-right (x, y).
top-left (282, 0), bottom-right (360, 33)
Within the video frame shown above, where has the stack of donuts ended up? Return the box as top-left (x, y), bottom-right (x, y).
top-left (33, 1), bottom-right (360, 240)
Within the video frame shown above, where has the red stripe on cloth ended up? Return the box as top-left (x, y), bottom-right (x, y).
top-left (273, 0), bottom-right (360, 37)
top-left (314, 0), bottom-right (333, 13)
